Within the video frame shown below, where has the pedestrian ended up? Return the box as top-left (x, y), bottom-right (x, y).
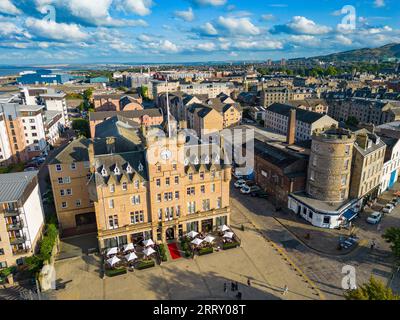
top-left (247, 278), bottom-right (251, 287)
top-left (282, 285), bottom-right (289, 295)
top-left (223, 283), bottom-right (227, 293)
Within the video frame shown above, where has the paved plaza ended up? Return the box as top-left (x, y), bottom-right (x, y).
top-left (51, 211), bottom-right (319, 300)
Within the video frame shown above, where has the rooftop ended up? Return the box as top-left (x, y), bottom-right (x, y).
top-left (0, 171), bottom-right (38, 203)
top-left (50, 137), bottom-right (90, 164)
top-left (267, 103), bottom-right (330, 124)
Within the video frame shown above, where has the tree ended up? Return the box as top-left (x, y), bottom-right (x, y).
top-left (345, 116), bottom-right (359, 127)
top-left (383, 227), bottom-right (400, 264)
top-left (140, 85), bottom-right (149, 99)
top-left (72, 119), bottom-right (90, 138)
top-left (344, 276), bottom-right (400, 300)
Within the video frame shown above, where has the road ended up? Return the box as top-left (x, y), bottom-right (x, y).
top-left (229, 183), bottom-right (400, 300)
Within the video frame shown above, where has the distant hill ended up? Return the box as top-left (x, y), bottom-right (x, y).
top-left (310, 43), bottom-right (400, 63)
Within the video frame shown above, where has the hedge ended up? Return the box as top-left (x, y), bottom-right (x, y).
top-left (105, 268), bottom-right (127, 277)
top-left (223, 242), bottom-right (240, 250)
top-left (198, 247), bottom-right (213, 256)
top-left (136, 260), bottom-right (155, 270)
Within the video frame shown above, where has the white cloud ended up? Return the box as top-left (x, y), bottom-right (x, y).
top-left (374, 0), bottom-right (385, 8)
top-left (142, 40), bottom-right (179, 53)
top-left (192, 0), bottom-right (227, 6)
top-left (199, 22), bottom-right (218, 36)
top-left (123, 0), bottom-right (154, 16)
top-left (334, 34), bottom-right (352, 45)
top-left (272, 16), bottom-right (331, 35)
top-left (224, 39), bottom-right (283, 51)
top-left (174, 7), bottom-right (195, 22)
top-left (0, 0), bottom-right (21, 15)
top-left (217, 16), bottom-right (260, 35)
top-left (137, 34), bottom-right (153, 42)
top-left (0, 21), bottom-right (24, 38)
top-left (25, 18), bottom-right (88, 42)
top-left (194, 42), bottom-right (216, 51)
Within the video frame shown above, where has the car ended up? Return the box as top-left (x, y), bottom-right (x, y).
top-left (240, 185), bottom-right (261, 194)
top-left (391, 198), bottom-right (400, 206)
top-left (24, 167), bottom-right (37, 172)
top-left (382, 203), bottom-right (395, 214)
top-left (251, 190), bottom-right (268, 198)
top-left (367, 212), bottom-right (383, 224)
top-left (234, 179), bottom-right (247, 188)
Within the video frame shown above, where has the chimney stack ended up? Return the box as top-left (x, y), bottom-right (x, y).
top-left (287, 108), bottom-right (296, 145)
top-left (106, 137), bottom-right (116, 154)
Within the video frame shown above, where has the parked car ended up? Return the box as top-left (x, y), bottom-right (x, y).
top-left (234, 179), bottom-right (247, 188)
top-left (251, 190), bottom-right (268, 198)
top-left (24, 167), bottom-right (37, 172)
top-left (390, 198), bottom-right (400, 207)
top-left (382, 203), bottom-right (395, 214)
top-left (240, 185), bottom-right (261, 194)
top-left (367, 212), bottom-right (383, 224)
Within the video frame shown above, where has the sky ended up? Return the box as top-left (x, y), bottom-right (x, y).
top-left (0, 0), bottom-right (399, 65)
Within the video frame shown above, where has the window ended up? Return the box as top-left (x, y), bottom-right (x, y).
top-left (122, 182), bottom-right (128, 191)
top-left (201, 185), bottom-right (205, 194)
top-left (166, 177), bottom-right (170, 186)
top-left (323, 216), bottom-right (331, 225)
top-left (345, 145), bottom-right (350, 155)
top-left (109, 215), bottom-right (118, 229)
top-left (340, 189), bottom-right (346, 200)
top-left (202, 199), bottom-right (210, 211)
top-left (63, 177), bottom-right (71, 184)
top-left (0, 261), bottom-right (7, 268)
top-left (70, 163), bottom-right (76, 170)
top-left (31, 126), bottom-right (36, 130)
top-left (66, 189), bottom-right (72, 195)
top-left (60, 190), bottom-right (65, 196)
top-left (84, 161), bottom-right (90, 168)
top-left (157, 194), bottom-right (161, 202)
top-left (134, 180), bottom-right (139, 189)
top-left (56, 164), bottom-right (62, 172)
top-left (211, 170), bottom-right (216, 179)
top-left (173, 164), bottom-right (177, 171)
top-left (187, 187), bottom-right (195, 196)
top-left (158, 208), bottom-right (163, 221)
top-left (344, 159), bottom-right (350, 170)
top-left (76, 199), bottom-right (81, 207)
top-left (200, 172), bottom-right (205, 180)
top-left (216, 197), bottom-right (222, 209)
top-left (187, 201), bottom-right (196, 214)
top-left (110, 184), bottom-right (115, 193)
top-left (61, 202), bottom-right (67, 208)
top-left (175, 176), bottom-right (179, 184)
top-left (109, 199), bottom-right (114, 209)
top-left (58, 177), bottom-right (63, 184)
top-left (0, 248), bottom-right (4, 256)
top-left (156, 179), bottom-right (161, 187)
top-left (132, 195), bottom-right (140, 205)
top-left (157, 165), bottom-right (162, 172)
top-left (341, 175), bottom-right (347, 186)
top-left (211, 184), bottom-right (215, 192)
top-left (176, 205), bottom-right (181, 217)
top-left (310, 170), bottom-right (315, 181)
top-left (130, 211), bottom-right (144, 224)
top-left (188, 173), bottom-right (193, 181)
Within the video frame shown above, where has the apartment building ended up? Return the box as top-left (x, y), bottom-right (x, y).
top-left (328, 98), bottom-right (400, 125)
top-left (89, 109), bottom-right (163, 138)
top-left (261, 87), bottom-right (292, 107)
top-left (83, 125), bottom-right (231, 249)
top-left (349, 130), bottom-right (386, 205)
top-left (48, 138), bottom-right (96, 236)
top-left (39, 92), bottom-right (69, 127)
top-left (187, 104), bottom-right (224, 137)
top-left (378, 134), bottom-right (400, 194)
top-left (264, 103), bottom-right (338, 141)
top-left (0, 113), bottom-right (13, 164)
top-left (93, 94), bottom-right (143, 112)
top-left (287, 99), bottom-right (328, 114)
top-left (0, 171), bottom-right (45, 268)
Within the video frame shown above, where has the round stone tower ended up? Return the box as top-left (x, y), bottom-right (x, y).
top-left (307, 127), bottom-right (356, 203)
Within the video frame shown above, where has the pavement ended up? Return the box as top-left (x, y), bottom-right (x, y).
top-left (51, 212), bottom-right (319, 300)
top-left (230, 182), bottom-right (400, 299)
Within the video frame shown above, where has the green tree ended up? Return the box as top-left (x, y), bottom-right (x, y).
top-left (345, 116), bottom-right (359, 127)
top-left (344, 277), bottom-right (400, 300)
top-left (140, 85), bottom-right (149, 99)
top-left (383, 227), bottom-right (400, 264)
top-left (72, 119), bottom-right (90, 138)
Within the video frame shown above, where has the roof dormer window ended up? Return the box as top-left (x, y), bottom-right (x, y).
top-left (138, 163), bottom-right (144, 172)
top-left (101, 168), bottom-right (108, 177)
top-left (126, 164), bottom-right (133, 174)
top-left (194, 156), bottom-right (199, 165)
top-left (114, 166), bottom-right (121, 175)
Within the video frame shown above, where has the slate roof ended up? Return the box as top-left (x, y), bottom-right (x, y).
top-left (253, 139), bottom-right (302, 169)
top-left (89, 109), bottom-right (162, 121)
top-left (50, 137), bottom-right (90, 164)
top-left (0, 171), bottom-right (38, 203)
top-left (267, 103), bottom-right (327, 124)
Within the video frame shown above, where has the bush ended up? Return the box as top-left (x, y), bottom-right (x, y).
top-left (0, 266), bottom-right (16, 278)
top-left (136, 260), bottom-right (155, 270)
top-left (158, 244), bottom-right (168, 262)
top-left (198, 247), bottom-right (213, 256)
top-left (180, 238), bottom-right (192, 258)
top-left (105, 268), bottom-right (127, 277)
top-left (223, 242), bottom-right (240, 250)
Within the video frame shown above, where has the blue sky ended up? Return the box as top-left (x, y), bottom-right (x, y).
top-left (0, 0), bottom-right (399, 65)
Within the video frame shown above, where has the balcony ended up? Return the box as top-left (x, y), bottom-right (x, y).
top-left (7, 221), bottom-right (24, 231)
top-left (4, 208), bottom-right (20, 217)
top-left (9, 235), bottom-right (26, 245)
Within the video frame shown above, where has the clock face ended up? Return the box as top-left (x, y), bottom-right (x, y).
top-left (161, 149), bottom-right (172, 160)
